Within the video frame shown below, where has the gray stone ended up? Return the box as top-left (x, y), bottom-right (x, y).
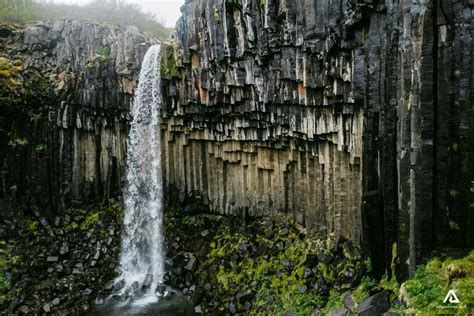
top-left (330, 307), bottom-right (350, 316)
top-left (59, 243), bottom-right (69, 255)
top-left (142, 273), bottom-right (153, 289)
top-left (184, 255), bottom-right (196, 271)
top-left (43, 303), bottom-right (51, 313)
top-left (342, 291), bottom-right (357, 311)
top-left (18, 306), bottom-right (30, 314)
top-left (358, 290), bottom-right (390, 316)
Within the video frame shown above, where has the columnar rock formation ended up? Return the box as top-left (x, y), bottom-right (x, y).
top-left (1, 0), bottom-right (472, 279)
top-left (0, 21), bottom-right (153, 214)
top-left (162, 0), bottom-right (474, 277)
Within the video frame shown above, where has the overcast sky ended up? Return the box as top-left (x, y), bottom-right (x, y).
top-left (53, 0), bottom-right (184, 28)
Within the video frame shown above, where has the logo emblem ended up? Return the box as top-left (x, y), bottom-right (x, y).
top-left (443, 290), bottom-right (460, 304)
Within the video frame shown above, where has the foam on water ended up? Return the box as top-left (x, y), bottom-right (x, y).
top-left (114, 44), bottom-right (164, 301)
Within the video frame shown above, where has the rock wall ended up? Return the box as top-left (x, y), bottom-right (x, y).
top-left (163, 0), bottom-right (474, 276)
top-left (0, 21), bottom-right (153, 215)
top-left (1, 0), bottom-right (472, 279)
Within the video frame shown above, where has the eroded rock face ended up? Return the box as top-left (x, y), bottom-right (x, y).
top-left (0, 20), bottom-right (154, 215)
top-left (163, 0), bottom-right (474, 276)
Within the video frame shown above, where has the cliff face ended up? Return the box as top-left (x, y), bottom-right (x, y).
top-left (0, 21), bottom-right (153, 214)
top-left (1, 0), bottom-right (473, 279)
top-left (163, 0), bottom-right (474, 276)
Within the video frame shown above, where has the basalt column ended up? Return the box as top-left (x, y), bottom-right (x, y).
top-left (162, 0), bottom-right (474, 277)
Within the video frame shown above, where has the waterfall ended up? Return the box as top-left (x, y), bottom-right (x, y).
top-left (115, 44), bottom-right (164, 302)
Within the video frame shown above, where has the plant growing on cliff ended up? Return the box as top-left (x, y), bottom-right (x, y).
top-left (34, 143), bottom-right (47, 153)
top-left (8, 137), bottom-right (28, 148)
top-left (161, 45), bottom-right (182, 79)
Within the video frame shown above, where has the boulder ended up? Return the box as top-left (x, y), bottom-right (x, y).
top-left (330, 307), bottom-right (350, 316)
top-left (358, 290), bottom-right (391, 316)
top-left (342, 291), bottom-right (357, 311)
top-left (184, 255), bottom-right (196, 271)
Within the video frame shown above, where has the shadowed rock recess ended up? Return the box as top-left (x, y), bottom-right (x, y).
top-left (0, 0), bottom-right (472, 288)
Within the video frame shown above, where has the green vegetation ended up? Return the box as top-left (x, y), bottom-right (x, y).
top-left (8, 137), bottom-right (28, 148)
top-left (399, 251), bottom-right (474, 314)
top-left (0, 57), bottom-right (22, 87)
top-left (320, 251), bottom-right (474, 314)
top-left (194, 217), bottom-right (368, 314)
top-left (0, 241), bottom-right (11, 291)
top-left (0, 0), bottom-right (172, 40)
top-left (34, 143), bottom-right (47, 153)
top-left (161, 45), bottom-right (182, 78)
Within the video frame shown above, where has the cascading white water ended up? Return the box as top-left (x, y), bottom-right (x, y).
top-left (115, 44), bottom-right (164, 302)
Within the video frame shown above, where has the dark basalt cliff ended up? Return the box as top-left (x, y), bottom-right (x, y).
top-left (1, 0), bottom-right (473, 279)
top-left (162, 0), bottom-right (474, 277)
top-left (0, 21), bottom-right (153, 213)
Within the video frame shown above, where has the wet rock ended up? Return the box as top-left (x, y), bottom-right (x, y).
top-left (59, 243), bottom-right (69, 255)
top-left (46, 256), bottom-right (58, 262)
top-left (18, 305), bottom-right (30, 314)
top-left (236, 289), bottom-right (253, 303)
top-left (305, 253), bottom-right (319, 266)
top-left (298, 285), bottom-right (307, 294)
top-left (184, 255), bottom-right (196, 271)
top-left (52, 298), bottom-right (60, 305)
top-left (330, 307), bottom-right (350, 316)
top-left (194, 305), bottom-right (202, 314)
top-left (229, 302), bottom-right (236, 314)
top-left (358, 290), bottom-right (390, 316)
top-left (200, 229), bottom-right (209, 237)
top-left (142, 273), bottom-right (153, 289)
top-left (43, 303), bottom-right (51, 313)
top-left (342, 291), bottom-right (357, 311)
top-left (238, 241), bottom-right (248, 252)
top-left (155, 284), bottom-right (167, 295)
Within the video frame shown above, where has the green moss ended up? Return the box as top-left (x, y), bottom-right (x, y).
top-left (67, 222), bottom-right (79, 231)
top-left (321, 251), bottom-right (474, 314)
top-left (99, 46), bottom-right (110, 58)
top-left (359, 27), bottom-right (369, 43)
top-left (27, 220), bottom-right (41, 236)
top-left (160, 45), bottom-right (182, 79)
top-left (212, 5), bottom-right (220, 23)
top-left (81, 212), bottom-right (101, 230)
top-left (34, 143), bottom-right (47, 153)
top-left (401, 251), bottom-right (474, 314)
top-left (198, 218), bottom-right (363, 314)
top-left (8, 137), bottom-right (28, 148)
top-left (0, 240), bottom-right (13, 298)
top-left (0, 57), bottom-right (22, 87)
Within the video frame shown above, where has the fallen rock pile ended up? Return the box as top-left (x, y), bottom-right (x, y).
top-left (0, 203), bottom-right (122, 314)
top-left (163, 214), bottom-right (370, 315)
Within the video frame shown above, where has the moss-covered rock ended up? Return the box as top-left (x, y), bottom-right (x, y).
top-left (398, 252), bottom-right (474, 314)
top-left (164, 213), bottom-right (369, 315)
top-left (0, 202), bottom-right (123, 314)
